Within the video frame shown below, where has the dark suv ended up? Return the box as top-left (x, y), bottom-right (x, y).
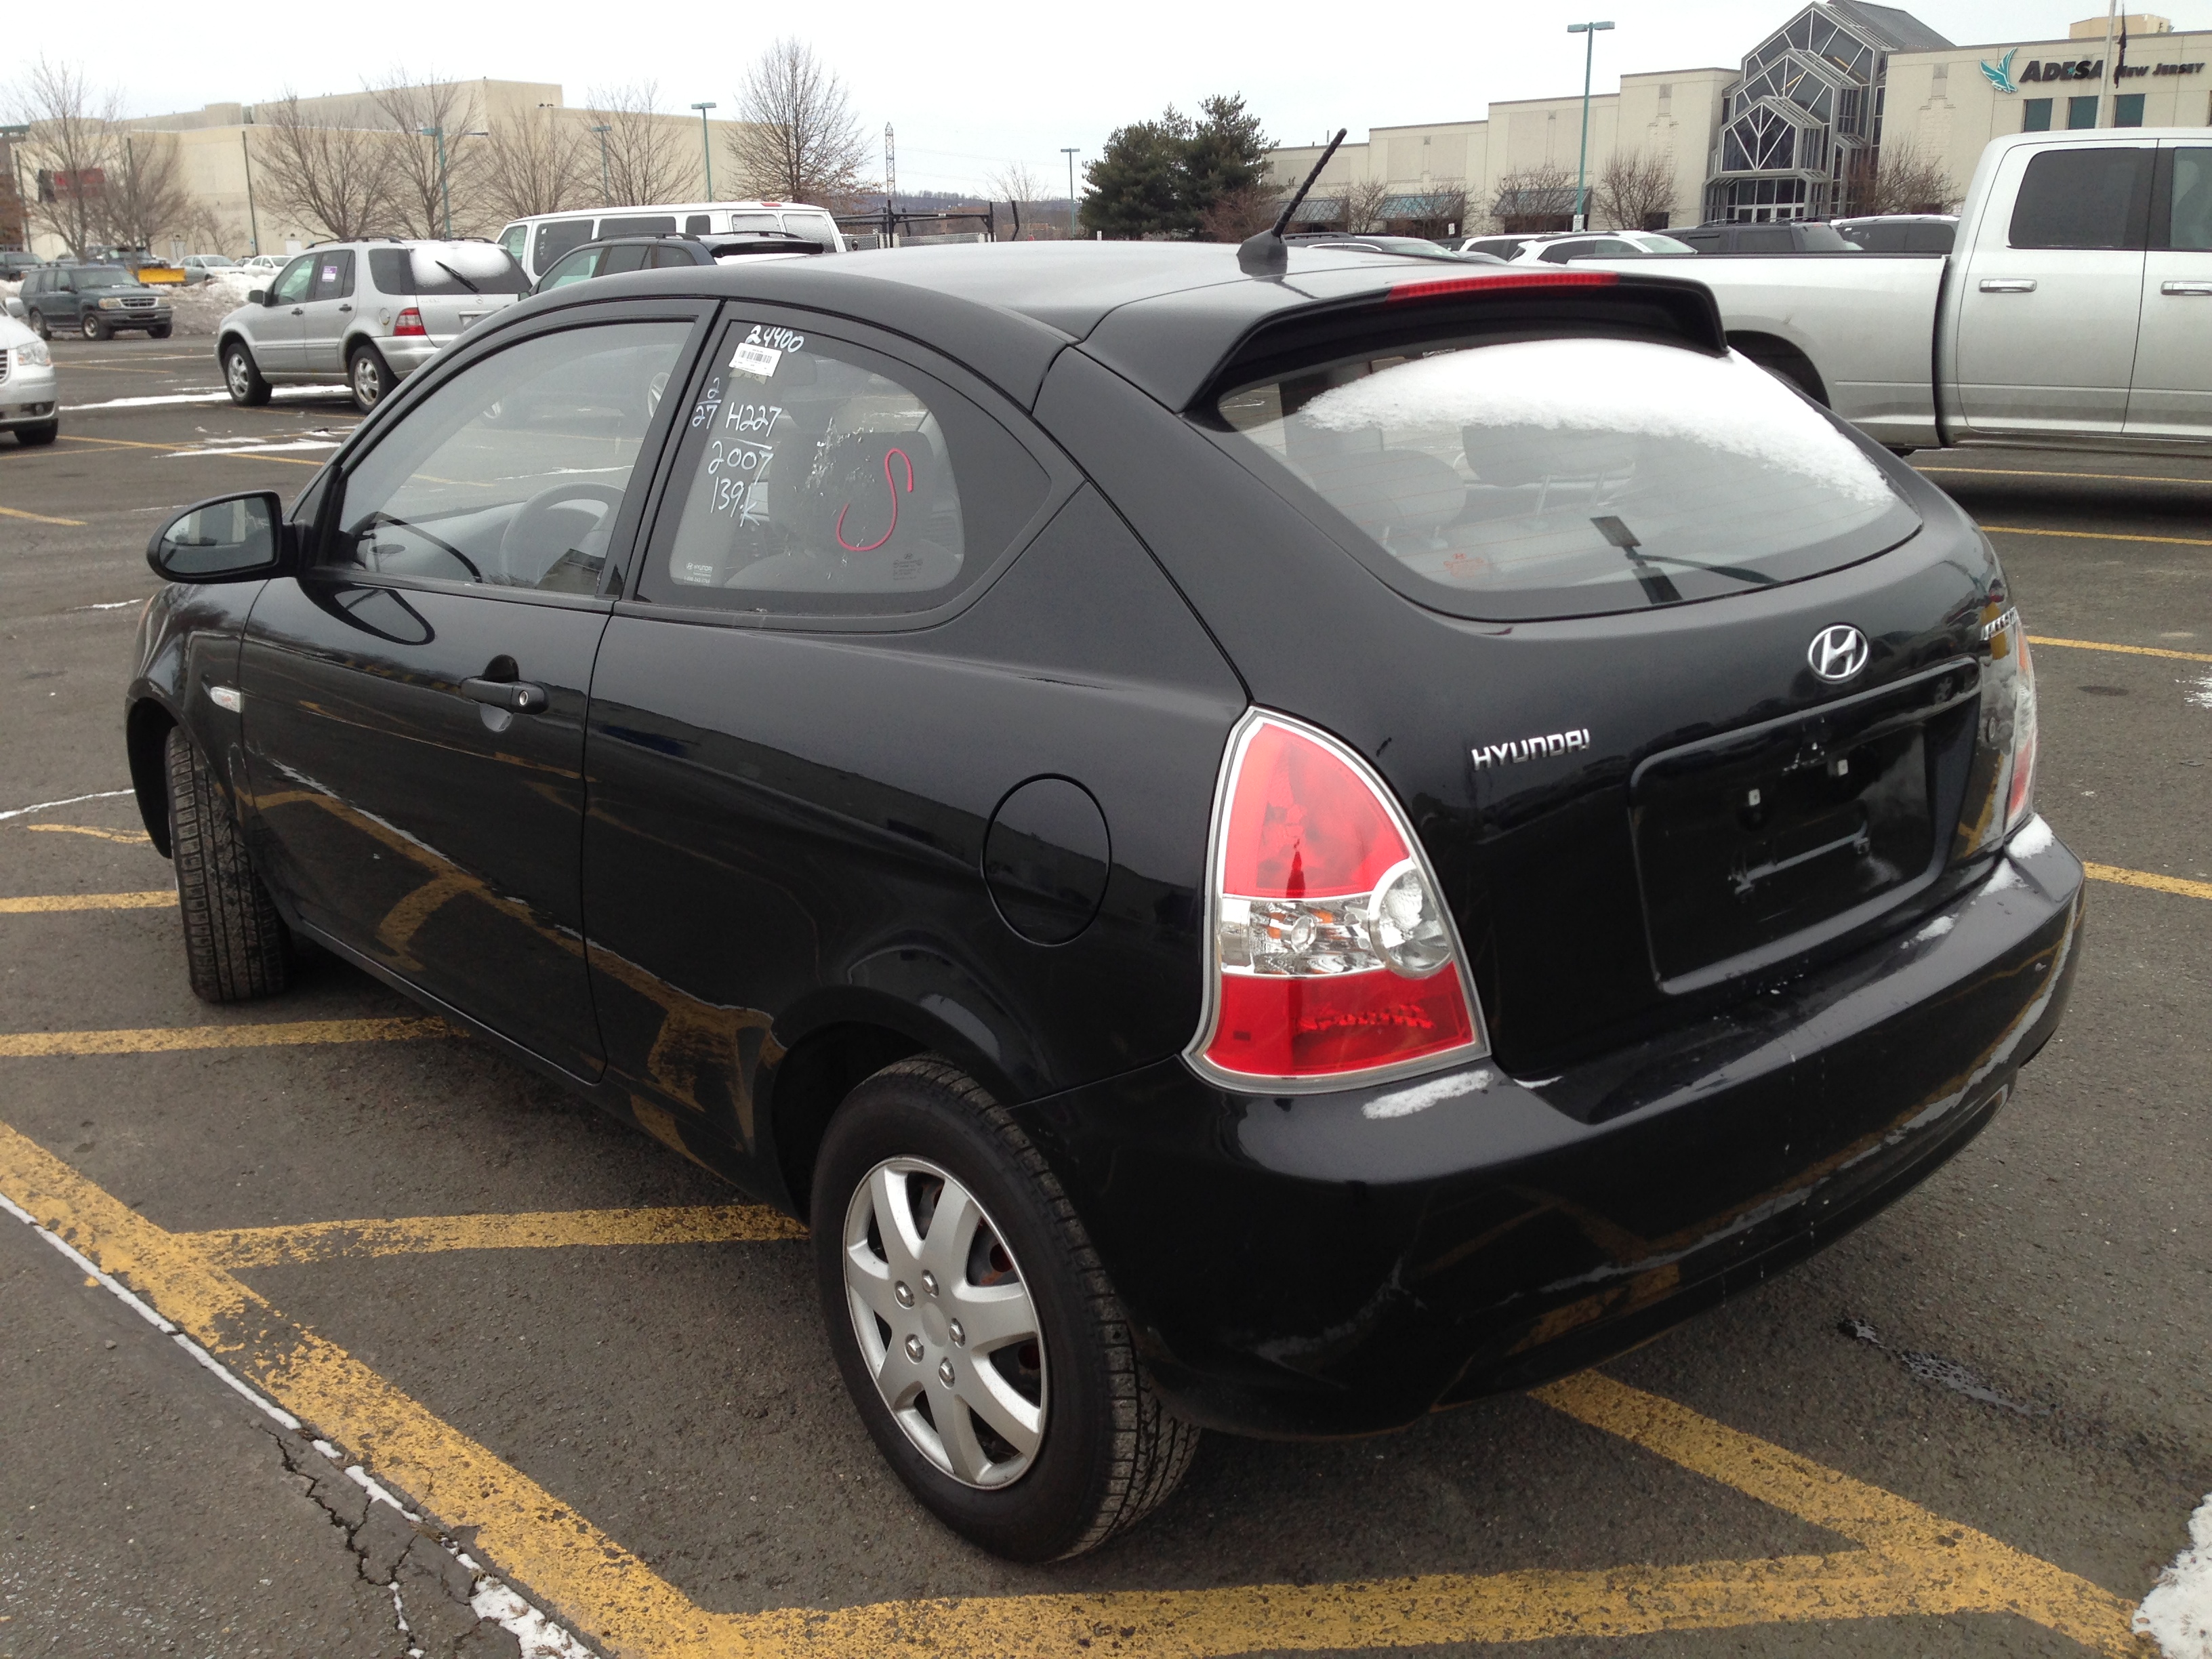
top-left (19, 263), bottom-right (175, 338)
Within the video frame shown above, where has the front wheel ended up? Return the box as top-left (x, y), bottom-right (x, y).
top-left (222, 340), bottom-right (270, 407)
top-left (165, 729), bottom-right (291, 1002)
top-left (813, 1057), bottom-right (1197, 1560)
top-left (348, 344), bottom-right (393, 413)
top-left (81, 311), bottom-right (108, 342)
top-left (26, 308), bottom-right (49, 340)
top-left (149, 323), bottom-right (172, 340)
top-left (15, 419), bottom-right (58, 447)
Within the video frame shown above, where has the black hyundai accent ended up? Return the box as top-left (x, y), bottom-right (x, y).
top-left (125, 242), bottom-right (2080, 1561)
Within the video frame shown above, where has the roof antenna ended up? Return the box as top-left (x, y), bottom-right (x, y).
top-left (1240, 127), bottom-right (1346, 276)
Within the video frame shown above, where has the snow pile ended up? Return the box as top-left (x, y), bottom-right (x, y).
top-left (1299, 336), bottom-right (1896, 508)
top-left (165, 271), bottom-right (260, 337)
top-left (2137, 1493), bottom-right (2212, 1658)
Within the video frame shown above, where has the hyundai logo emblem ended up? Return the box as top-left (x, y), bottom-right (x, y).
top-left (1807, 625), bottom-right (1870, 682)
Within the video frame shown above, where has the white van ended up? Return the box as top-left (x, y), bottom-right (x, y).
top-left (497, 201), bottom-right (847, 282)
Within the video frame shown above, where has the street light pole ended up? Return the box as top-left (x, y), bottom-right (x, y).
top-left (691, 102), bottom-right (717, 200)
top-left (590, 124), bottom-right (612, 205)
top-left (1061, 146), bottom-right (1079, 237)
top-left (1567, 20), bottom-right (1615, 232)
top-left (417, 125), bottom-right (452, 238)
top-left (240, 128), bottom-right (260, 255)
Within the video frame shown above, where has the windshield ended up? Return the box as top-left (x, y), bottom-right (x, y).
top-left (1212, 334), bottom-right (1919, 620)
top-left (73, 267), bottom-right (136, 287)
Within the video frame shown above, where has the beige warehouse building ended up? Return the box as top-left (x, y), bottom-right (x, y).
top-left (1271, 1), bottom-right (2212, 233)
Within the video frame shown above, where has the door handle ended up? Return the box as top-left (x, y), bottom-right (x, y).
top-left (1978, 277), bottom-right (2037, 293)
top-left (290, 306), bottom-right (306, 314)
top-left (2160, 279), bottom-right (2212, 295)
top-left (337, 303), bottom-right (352, 312)
top-left (460, 677), bottom-right (548, 713)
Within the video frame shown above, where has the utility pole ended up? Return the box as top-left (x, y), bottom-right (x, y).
top-left (240, 128), bottom-right (260, 255)
top-left (417, 126), bottom-right (451, 238)
top-left (123, 133), bottom-right (139, 255)
top-left (691, 102), bottom-right (717, 200)
top-left (1061, 146), bottom-right (1080, 237)
top-left (591, 123), bottom-right (612, 205)
top-left (1, 125), bottom-right (30, 254)
top-left (884, 123), bottom-right (897, 243)
top-left (1567, 20), bottom-right (1615, 231)
top-left (2095, 0), bottom-right (2120, 125)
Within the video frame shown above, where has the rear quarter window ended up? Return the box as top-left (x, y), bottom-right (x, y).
top-left (1208, 332), bottom-right (1920, 622)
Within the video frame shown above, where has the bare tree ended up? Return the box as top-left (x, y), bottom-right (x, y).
top-left (369, 73), bottom-right (483, 238)
top-left (1594, 148), bottom-right (1677, 231)
top-left (1406, 181), bottom-right (1467, 239)
top-left (1492, 163), bottom-right (1578, 232)
top-left (258, 91), bottom-right (399, 241)
top-left (987, 161), bottom-right (1054, 239)
top-left (101, 129), bottom-right (194, 253)
top-left (1196, 179), bottom-right (1284, 242)
top-left (480, 104), bottom-right (587, 219)
top-left (1845, 144), bottom-right (1963, 216)
top-left (1341, 174), bottom-right (1391, 234)
top-left (584, 81), bottom-right (694, 208)
top-left (726, 39), bottom-right (872, 209)
top-left (13, 58), bottom-right (119, 258)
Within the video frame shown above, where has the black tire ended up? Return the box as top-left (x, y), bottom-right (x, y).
top-left (81, 311), bottom-right (108, 342)
top-left (222, 339), bottom-right (270, 407)
top-left (15, 419), bottom-right (58, 447)
top-left (165, 728), bottom-right (289, 1003)
top-left (149, 323), bottom-right (173, 340)
top-left (26, 309), bottom-right (49, 340)
top-left (813, 1057), bottom-right (1197, 1560)
top-left (348, 343), bottom-right (393, 413)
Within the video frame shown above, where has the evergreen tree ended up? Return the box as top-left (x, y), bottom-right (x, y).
top-left (1080, 94), bottom-right (1272, 239)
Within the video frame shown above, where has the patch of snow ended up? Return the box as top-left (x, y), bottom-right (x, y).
top-left (1299, 337), bottom-right (1897, 508)
top-left (2137, 1492), bottom-right (2212, 1658)
top-left (412, 241), bottom-right (515, 285)
top-left (1362, 1066), bottom-right (1493, 1120)
top-left (1908, 914), bottom-right (1956, 945)
top-left (2187, 670), bottom-right (2212, 711)
top-left (2007, 815), bottom-right (2055, 859)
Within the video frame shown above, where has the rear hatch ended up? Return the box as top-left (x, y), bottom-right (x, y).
top-left (370, 245), bottom-right (529, 343)
top-left (1101, 270), bottom-right (2016, 1076)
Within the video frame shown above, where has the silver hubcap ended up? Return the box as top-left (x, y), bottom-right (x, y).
top-left (227, 352), bottom-right (249, 396)
top-left (354, 358), bottom-right (379, 403)
top-left (842, 1156), bottom-right (1046, 1489)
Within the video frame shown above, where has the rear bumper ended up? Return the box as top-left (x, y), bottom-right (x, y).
top-left (1014, 819), bottom-right (2084, 1439)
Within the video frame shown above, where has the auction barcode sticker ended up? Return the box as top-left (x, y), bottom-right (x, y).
top-left (730, 343), bottom-right (782, 379)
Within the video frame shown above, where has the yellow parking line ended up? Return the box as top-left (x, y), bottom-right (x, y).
top-left (2028, 634), bottom-right (2212, 664)
top-left (1919, 466), bottom-right (2212, 486)
top-left (185, 1204), bottom-right (806, 1267)
top-left (0, 1118), bottom-right (2142, 1658)
top-left (2084, 862), bottom-right (2212, 901)
top-left (54, 432), bottom-right (323, 466)
top-left (0, 890), bottom-right (172, 914)
top-left (0, 504), bottom-right (87, 527)
top-left (22, 823), bottom-right (152, 843)
top-left (1986, 523), bottom-right (2212, 549)
top-left (0, 1017), bottom-right (453, 1058)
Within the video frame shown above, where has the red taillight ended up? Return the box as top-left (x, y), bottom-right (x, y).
top-left (394, 307), bottom-right (428, 337)
top-left (1191, 712), bottom-right (1489, 1090)
top-left (1384, 270), bottom-right (1619, 304)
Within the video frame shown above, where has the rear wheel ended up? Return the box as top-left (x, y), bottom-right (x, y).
top-left (813, 1057), bottom-right (1197, 1560)
top-left (15, 419), bottom-right (58, 447)
top-left (165, 729), bottom-right (290, 1002)
top-left (81, 311), bottom-right (108, 342)
top-left (222, 340), bottom-right (270, 407)
top-left (348, 344), bottom-right (393, 413)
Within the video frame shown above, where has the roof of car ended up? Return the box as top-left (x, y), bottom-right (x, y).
top-left (514, 241), bottom-right (1721, 412)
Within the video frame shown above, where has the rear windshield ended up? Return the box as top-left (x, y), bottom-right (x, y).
top-left (368, 246), bottom-right (530, 298)
top-left (1211, 333), bottom-right (1919, 621)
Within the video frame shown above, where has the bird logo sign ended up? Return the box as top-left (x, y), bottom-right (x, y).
top-left (1980, 47), bottom-right (2021, 94)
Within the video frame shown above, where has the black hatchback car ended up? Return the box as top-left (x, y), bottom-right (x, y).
top-left (127, 243), bottom-right (2081, 1561)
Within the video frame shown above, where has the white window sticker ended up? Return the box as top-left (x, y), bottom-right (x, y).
top-left (730, 342), bottom-right (781, 379)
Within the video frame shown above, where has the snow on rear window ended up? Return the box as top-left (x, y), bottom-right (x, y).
top-left (1217, 335), bottom-right (1917, 620)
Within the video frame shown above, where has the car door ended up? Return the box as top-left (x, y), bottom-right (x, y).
top-left (250, 255), bottom-right (316, 376)
top-left (239, 302), bottom-right (708, 1076)
top-left (1952, 143), bottom-right (2151, 437)
top-left (2125, 142), bottom-right (2212, 441)
top-left (297, 249), bottom-right (357, 375)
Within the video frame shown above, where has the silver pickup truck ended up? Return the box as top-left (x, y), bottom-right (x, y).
top-left (1586, 130), bottom-right (2211, 455)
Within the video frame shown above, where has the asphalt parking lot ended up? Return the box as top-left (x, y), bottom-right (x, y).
top-left (2, 331), bottom-right (2206, 1658)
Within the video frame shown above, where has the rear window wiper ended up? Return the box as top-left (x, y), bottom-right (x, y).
top-left (1593, 514), bottom-right (1778, 605)
top-left (434, 260), bottom-right (482, 295)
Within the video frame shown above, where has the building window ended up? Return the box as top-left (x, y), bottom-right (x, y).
top-left (2114, 92), bottom-right (2146, 127)
top-left (2067, 95), bottom-right (2100, 129)
top-left (2023, 98), bottom-right (2053, 131)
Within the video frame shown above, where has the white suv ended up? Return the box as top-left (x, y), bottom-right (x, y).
top-left (216, 241), bottom-right (529, 413)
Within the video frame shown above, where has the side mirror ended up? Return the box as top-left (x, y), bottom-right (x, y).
top-left (250, 288), bottom-right (270, 306)
top-left (3, 296), bottom-right (22, 321)
top-left (147, 491), bottom-right (288, 583)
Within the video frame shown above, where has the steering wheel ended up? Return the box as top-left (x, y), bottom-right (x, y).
top-left (499, 483), bottom-right (628, 585)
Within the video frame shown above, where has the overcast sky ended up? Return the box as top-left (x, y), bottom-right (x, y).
top-left (12, 0), bottom-right (2202, 195)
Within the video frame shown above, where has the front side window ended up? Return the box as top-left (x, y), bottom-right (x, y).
top-left (330, 321), bottom-right (691, 593)
top-left (2010, 147), bottom-right (2150, 249)
top-left (645, 321), bottom-right (1048, 615)
top-left (1211, 333), bottom-right (1919, 621)
top-left (270, 257), bottom-right (315, 305)
top-left (498, 223), bottom-right (527, 262)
